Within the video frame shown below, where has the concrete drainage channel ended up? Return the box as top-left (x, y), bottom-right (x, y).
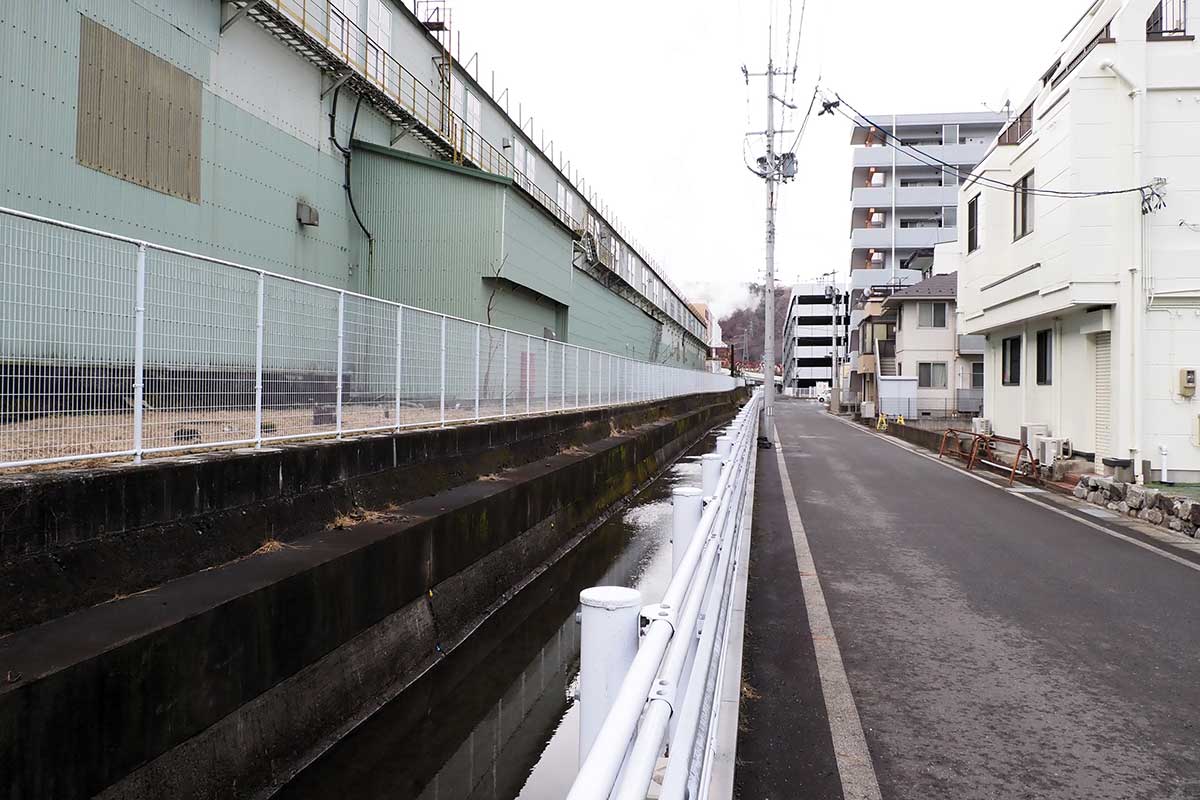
top-left (0, 389), bottom-right (747, 800)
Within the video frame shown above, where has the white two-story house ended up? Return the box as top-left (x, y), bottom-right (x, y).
top-left (882, 273), bottom-right (986, 417)
top-left (939, 0), bottom-right (1200, 482)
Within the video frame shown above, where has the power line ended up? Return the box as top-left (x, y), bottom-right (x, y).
top-left (824, 91), bottom-right (1166, 207)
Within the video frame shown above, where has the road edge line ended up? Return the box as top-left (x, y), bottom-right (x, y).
top-left (823, 411), bottom-right (1200, 576)
top-left (772, 433), bottom-right (883, 800)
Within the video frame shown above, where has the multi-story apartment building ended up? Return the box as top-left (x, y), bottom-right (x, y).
top-left (849, 111), bottom-right (1008, 279)
top-left (781, 282), bottom-right (847, 393)
top-left (941, 0), bottom-right (1200, 482)
top-left (0, 0), bottom-right (708, 368)
top-left (844, 110), bottom-right (1005, 412)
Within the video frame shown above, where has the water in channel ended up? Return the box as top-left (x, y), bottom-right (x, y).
top-left (276, 430), bottom-right (721, 800)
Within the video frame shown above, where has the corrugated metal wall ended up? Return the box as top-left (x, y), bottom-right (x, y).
top-left (352, 145), bottom-right (505, 320)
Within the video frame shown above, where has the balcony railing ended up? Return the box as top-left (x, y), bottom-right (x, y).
top-left (1148, 0), bottom-right (1188, 37)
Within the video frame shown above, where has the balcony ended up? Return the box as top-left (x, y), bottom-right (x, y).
top-left (957, 334), bottom-right (985, 355)
top-left (856, 353), bottom-right (876, 374)
top-left (852, 142), bottom-right (990, 169)
top-left (956, 388), bottom-right (984, 415)
top-left (851, 226), bottom-right (949, 249)
top-left (851, 185), bottom-right (961, 210)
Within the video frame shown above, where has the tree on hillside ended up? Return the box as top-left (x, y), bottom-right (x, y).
top-left (717, 284), bottom-right (790, 369)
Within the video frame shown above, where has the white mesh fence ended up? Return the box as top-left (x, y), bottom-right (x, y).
top-left (0, 206), bottom-right (738, 468)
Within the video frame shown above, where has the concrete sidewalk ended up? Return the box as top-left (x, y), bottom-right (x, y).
top-left (736, 398), bottom-right (1200, 800)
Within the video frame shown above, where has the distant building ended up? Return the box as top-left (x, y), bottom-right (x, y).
top-left (844, 109), bottom-right (1005, 412)
top-left (781, 282), bottom-right (846, 393)
top-left (880, 273), bottom-right (984, 417)
top-left (940, 0), bottom-right (1200, 482)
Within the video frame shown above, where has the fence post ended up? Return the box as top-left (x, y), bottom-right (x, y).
top-left (254, 272), bottom-right (265, 447)
top-left (578, 586), bottom-right (642, 766)
top-left (502, 331), bottom-right (508, 417)
top-left (132, 243), bottom-right (147, 462)
top-left (335, 291), bottom-right (345, 437)
top-left (561, 344), bottom-right (566, 410)
top-left (588, 350), bottom-right (592, 406)
top-left (575, 347), bottom-right (580, 408)
top-left (544, 339), bottom-right (550, 412)
top-left (395, 306), bottom-right (403, 430)
top-left (525, 334), bottom-right (531, 414)
top-left (474, 323), bottom-right (481, 420)
top-left (439, 315), bottom-right (447, 426)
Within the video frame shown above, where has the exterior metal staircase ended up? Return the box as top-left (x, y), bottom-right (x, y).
top-left (877, 341), bottom-right (897, 377)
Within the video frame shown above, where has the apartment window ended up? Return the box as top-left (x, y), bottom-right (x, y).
top-left (1002, 335), bottom-right (1022, 385)
top-left (1036, 329), bottom-right (1053, 385)
top-left (942, 124), bottom-right (959, 146)
top-left (918, 301), bottom-right (947, 328)
top-left (1014, 170), bottom-right (1035, 240)
top-left (918, 362), bottom-right (948, 389)
top-left (971, 360), bottom-right (985, 388)
top-left (76, 17), bottom-right (201, 203)
top-left (942, 166), bottom-right (958, 187)
top-left (967, 195), bottom-right (980, 253)
top-left (998, 102), bottom-right (1034, 145)
top-left (943, 206), bottom-right (958, 229)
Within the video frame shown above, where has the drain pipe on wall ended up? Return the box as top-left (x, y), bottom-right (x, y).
top-left (1101, 59), bottom-right (1145, 483)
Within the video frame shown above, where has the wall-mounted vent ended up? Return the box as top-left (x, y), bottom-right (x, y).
top-left (76, 16), bottom-right (201, 203)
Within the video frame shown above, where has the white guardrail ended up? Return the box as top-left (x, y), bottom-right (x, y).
top-left (571, 389), bottom-right (762, 800)
top-left (0, 205), bottom-right (738, 468)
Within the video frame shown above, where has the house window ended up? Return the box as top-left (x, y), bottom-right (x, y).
top-left (918, 301), bottom-right (947, 328)
top-left (1036, 329), bottom-right (1053, 385)
top-left (998, 102), bottom-right (1034, 145)
top-left (1002, 335), bottom-right (1022, 385)
top-left (971, 360), bottom-right (985, 388)
top-left (1147, 1), bottom-right (1188, 37)
top-left (1014, 170), bottom-right (1035, 240)
top-left (918, 362), bottom-right (948, 389)
top-left (967, 195), bottom-right (980, 253)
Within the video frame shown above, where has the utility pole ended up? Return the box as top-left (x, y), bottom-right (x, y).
top-left (744, 55), bottom-right (793, 445)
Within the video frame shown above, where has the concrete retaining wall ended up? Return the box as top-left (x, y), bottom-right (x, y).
top-left (0, 389), bottom-right (744, 800)
top-left (1, 393), bottom-right (738, 634)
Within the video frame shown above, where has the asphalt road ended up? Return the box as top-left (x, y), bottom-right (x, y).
top-left (736, 399), bottom-right (1200, 800)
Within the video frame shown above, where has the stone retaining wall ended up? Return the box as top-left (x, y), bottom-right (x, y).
top-left (1073, 477), bottom-right (1200, 537)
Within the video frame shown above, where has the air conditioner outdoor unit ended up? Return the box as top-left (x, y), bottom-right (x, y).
top-left (1039, 437), bottom-right (1066, 464)
top-left (972, 418), bottom-right (992, 435)
top-left (1021, 423), bottom-right (1049, 448)
top-left (860, 401), bottom-right (876, 419)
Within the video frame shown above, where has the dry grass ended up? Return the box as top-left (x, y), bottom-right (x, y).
top-left (741, 681), bottom-right (762, 701)
top-left (478, 472), bottom-right (504, 481)
top-left (254, 539), bottom-right (285, 554)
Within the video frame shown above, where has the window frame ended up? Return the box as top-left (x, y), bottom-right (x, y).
top-left (918, 301), bottom-right (948, 329)
top-left (967, 195), bottom-right (980, 253)
top-left (971, 360), bottom-right (985, 389)
top-left (1036, 328), bottom-right (1053, 385)
top-left (1002, 335), bottom-right (1022, 386)
top-left (918, 361), bottom-right (948, 389)
top-left (1013, 170), bottom-right (1035, 241)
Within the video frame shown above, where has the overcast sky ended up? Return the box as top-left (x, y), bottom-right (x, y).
top-left (446, 0), bottom-right (1086, 319)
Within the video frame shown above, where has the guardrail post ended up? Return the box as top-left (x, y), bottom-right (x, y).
top-left (701, 453), bottom-right (723, 497)
top-left (254, 271), bottom-right (265, 447)
top-left (335, 291), bottom-right (345, 437)
top-left (502, 331), bottom-right (508, 417)
top-left (716, 434), bottom-right (733, 458)
top-left (545, 339), bottom-right (550, 412)
top-left (561, 344), bottom-right (566, 410)
top-left (579, 586), bottom-right (642, 766)
top-left (474, 323), bottom-right (481, 420)
top-left (395, 306), bottom-right (403, 430)
top-left (525, 334), bottom-right (532, 414)
top-left (588, 350), bottom-right (592, 406)
top-left (671, 488), bottom-right (704, 575)
top-left (132, 243), bottom-right (146, 462)
top-left (439, 315), bottom-right (447, 426)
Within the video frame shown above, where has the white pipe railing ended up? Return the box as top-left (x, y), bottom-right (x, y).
top-left (0, 205), bottom-right (740, 469)
top-left (569, 391), bottom-right (761, 800)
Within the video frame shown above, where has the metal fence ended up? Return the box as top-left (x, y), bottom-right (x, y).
top-left (0, 206), bottom-right (737, 468)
